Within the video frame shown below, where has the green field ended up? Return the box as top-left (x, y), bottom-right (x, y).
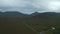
top-left (0, 17), bottom-right (60, 34)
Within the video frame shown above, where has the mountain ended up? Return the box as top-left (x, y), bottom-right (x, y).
top-left (31, 12), bottom-right (60, 19)
top-left (31, 12), bottom-right (39, 16)
top-left (0, 11), bottom-right (60, 19)
top-left (0, 11), bottom-right (29, 18)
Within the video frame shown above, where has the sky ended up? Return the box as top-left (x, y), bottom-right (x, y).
top-left (0, 0), bottom-right (60, 14)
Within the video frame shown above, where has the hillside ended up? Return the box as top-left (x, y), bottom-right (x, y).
top-left (0, 11), bottom-right (60, 34)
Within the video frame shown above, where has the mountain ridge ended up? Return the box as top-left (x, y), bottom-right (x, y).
top-left (0, 11), bottom-right (60, 19)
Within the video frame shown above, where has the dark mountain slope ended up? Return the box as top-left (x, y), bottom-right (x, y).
top-left (0, 11), bottom-right (29, 18)
top-left (31, 12), bottom-right (60, 19)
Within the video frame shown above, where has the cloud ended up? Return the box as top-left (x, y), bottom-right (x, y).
top-left (0, 0), bottom-right (60, 14)
top-left (0, 0), bottom-right (28, 7)
top-left (0, 0), bottom-right (48, 8)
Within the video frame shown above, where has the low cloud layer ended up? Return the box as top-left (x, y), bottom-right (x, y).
top-left (0, 0), bottom-right (60, 14)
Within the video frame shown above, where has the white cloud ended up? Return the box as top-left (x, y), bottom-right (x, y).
top-left (0, 0), bottom-right (30, 7)
top-left (0, 0), bottom-right (60, 14)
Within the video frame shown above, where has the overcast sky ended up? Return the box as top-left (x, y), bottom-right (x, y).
top-left (0, 0), bottom-right (60, 14)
